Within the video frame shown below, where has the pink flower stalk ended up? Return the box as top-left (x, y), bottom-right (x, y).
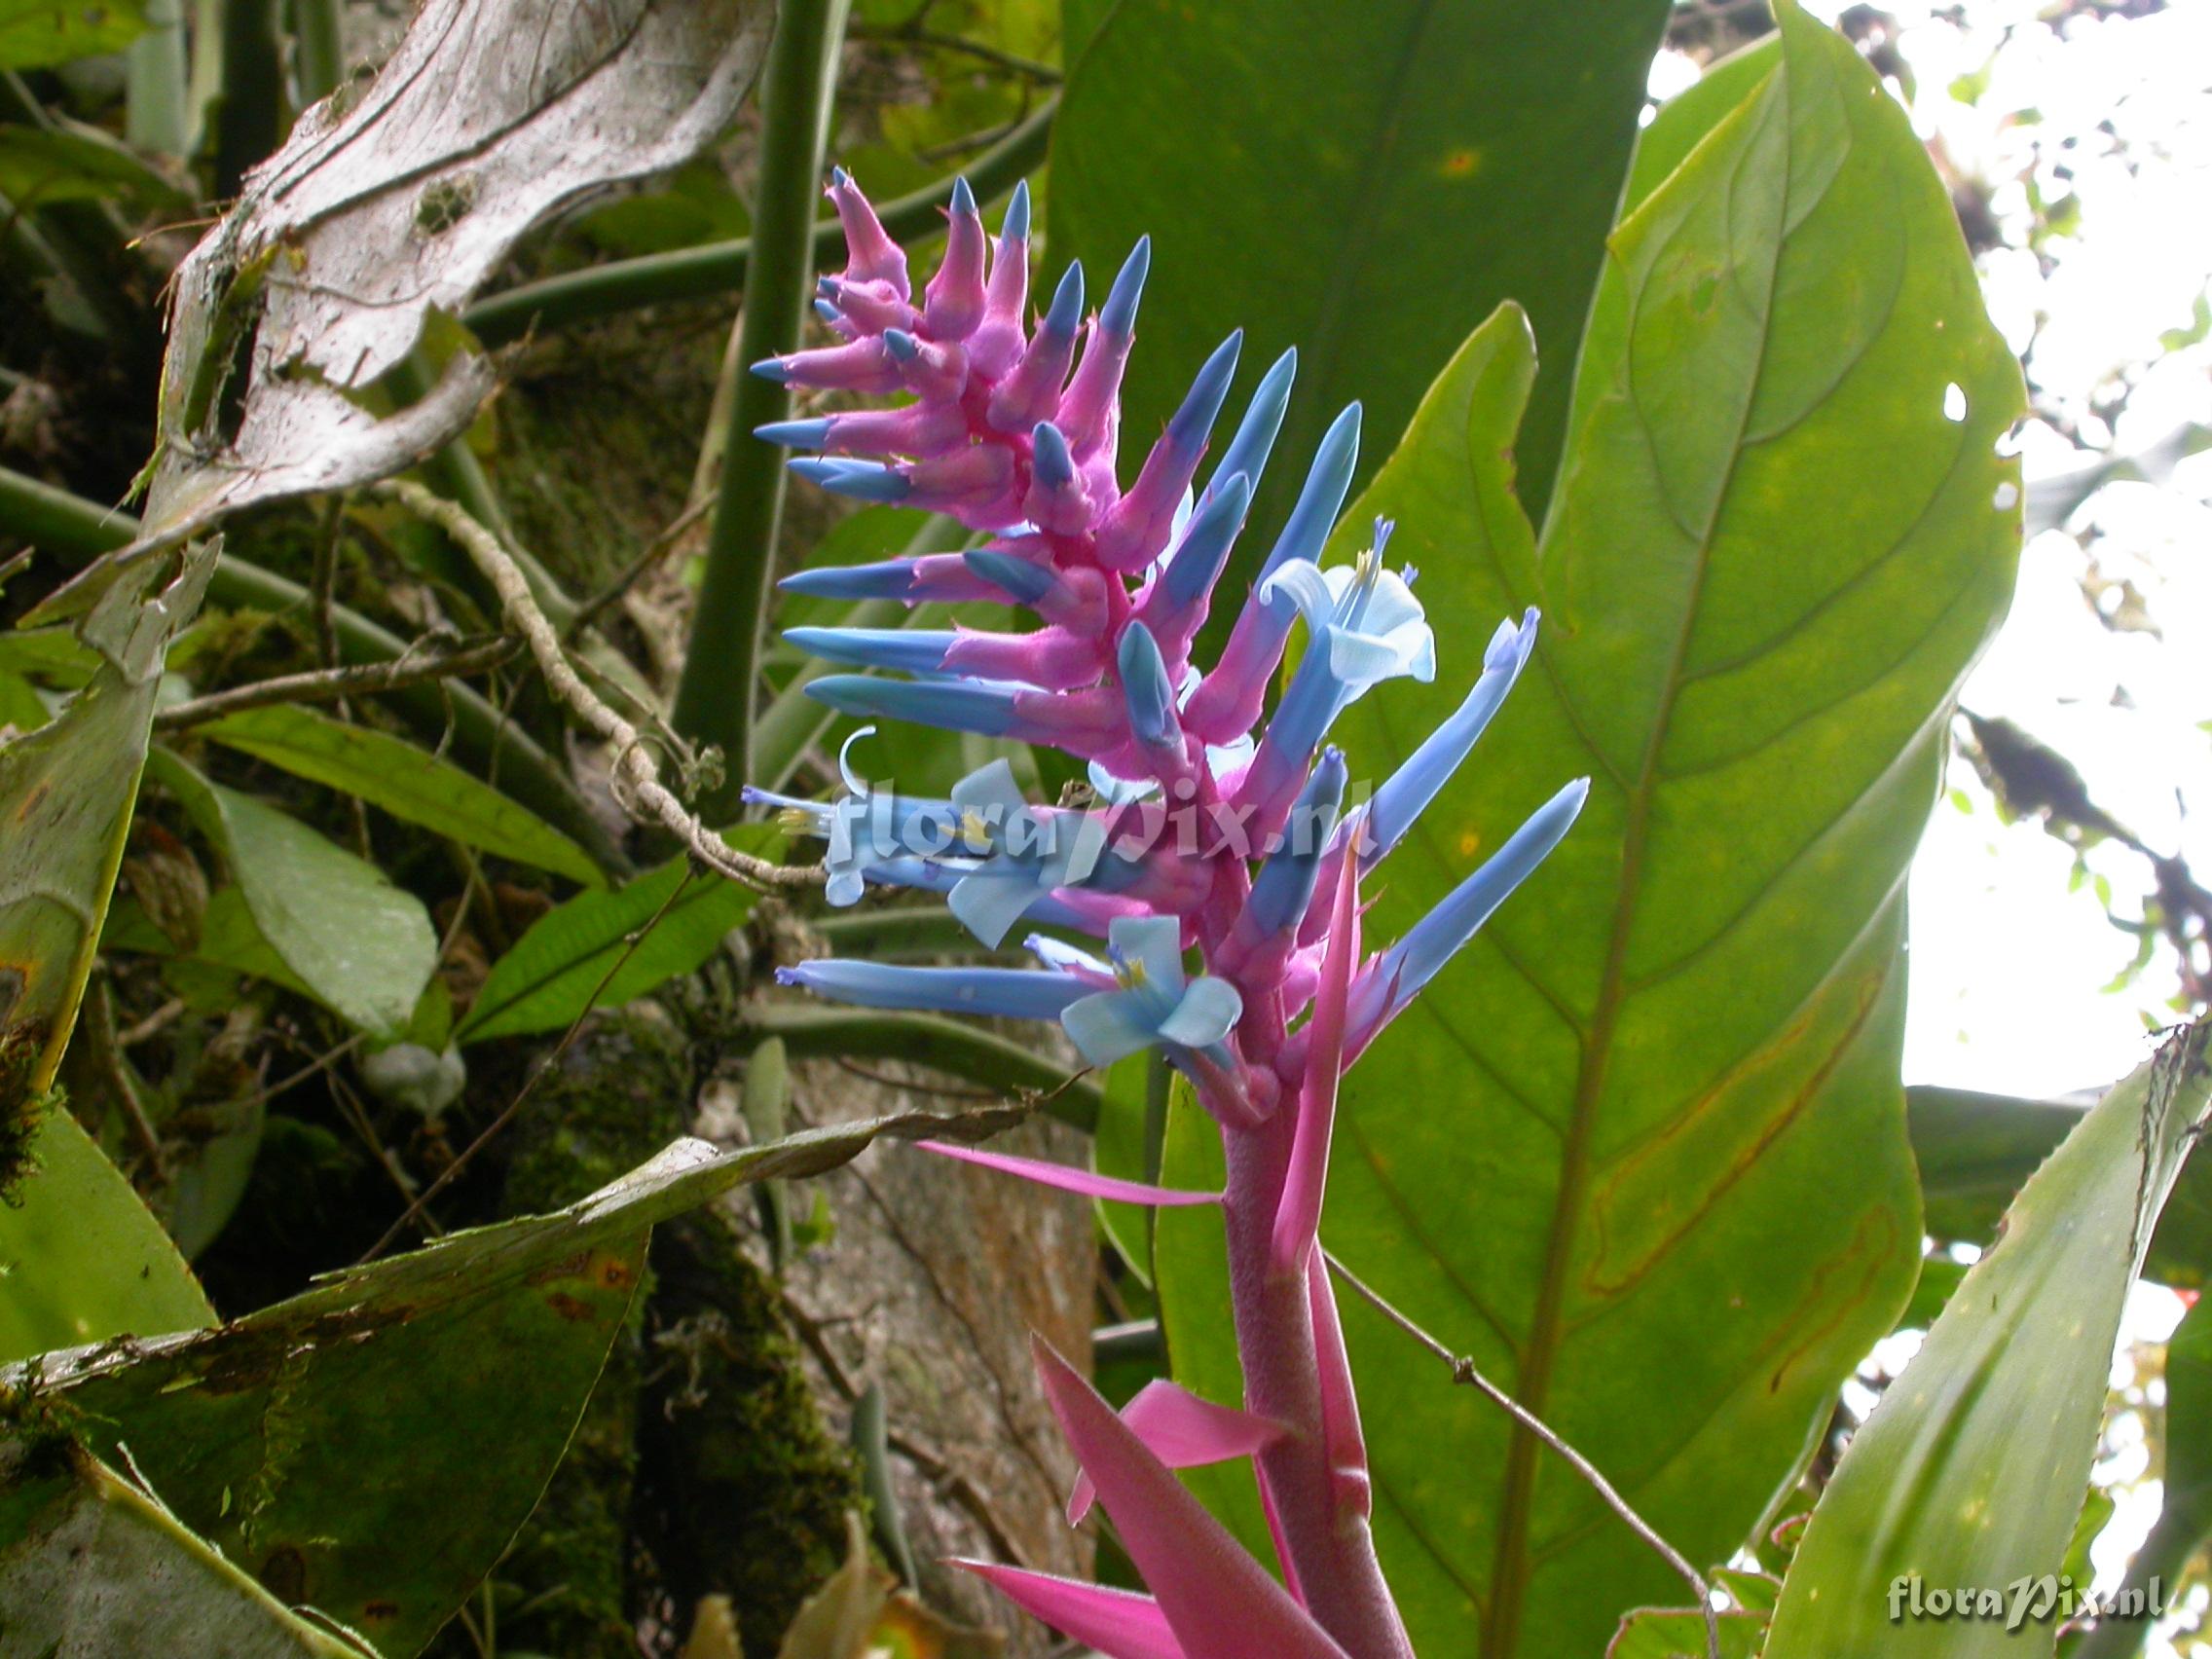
top-left (753, 168), bottom-right (1589, 1659)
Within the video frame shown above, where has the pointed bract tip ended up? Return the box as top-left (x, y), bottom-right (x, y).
top-left (881, 328), bottom-right (920, 362)
top-left (830, 165), bottom-right (852, 187)
top-left (812, 299), bottom-right (842, 326)
top-left (1101, 237), bottom-right (1152, 338)
top-left (1001, 178), bottom-right (1031, 241)
top-left (754, 417), bottom-right (831, 449)
top-left (1042, 260), bottom-right (1086, 340)
top-left (951, 174), bottom-right (977, 216)
top-left (750, 357), bottom-right (792, 383)
top-left (1031, 421), bottom-right (1075, 489)
top-left (1166, 330), bottom-right (1244, 450)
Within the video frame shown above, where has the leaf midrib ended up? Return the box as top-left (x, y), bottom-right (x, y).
top-left (1478, 68), bottom-right (1800, 1659)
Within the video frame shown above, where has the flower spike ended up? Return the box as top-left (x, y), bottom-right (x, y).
top-left (758, 167), bottom-right (1582, 1659)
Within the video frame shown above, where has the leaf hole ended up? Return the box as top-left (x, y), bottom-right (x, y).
top-left (1993, 481), bottom-right (2019, 512)
top-left (1942, 382), bottom-right (1969, 423)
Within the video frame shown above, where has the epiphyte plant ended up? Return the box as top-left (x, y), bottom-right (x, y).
top-left (752, 167), bottom-right (1588, 1658)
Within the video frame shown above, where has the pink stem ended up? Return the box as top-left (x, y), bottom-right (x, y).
top-left (1222, 1117), bottom-right (1413, 1659)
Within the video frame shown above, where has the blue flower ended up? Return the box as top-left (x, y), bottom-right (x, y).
top-left (943, 760), bottom-right (1109, 946)
top-left (1057, 916), bottom-right (1243, 1069)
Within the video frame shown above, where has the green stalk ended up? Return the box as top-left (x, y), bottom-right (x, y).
top-left (213, 0), bottom-right (284, 200)
top-left (127, 0), bottom-right (192, 157)
top-left (291, 0), bottom-right (344, 104)
top-left (669, 0), bottom-right (853, 814)
top-left (0, 464), bottom-right (626, 873)
top-left (735, 1004), bottom-right (1101, 1130)
top-left (461, 98), bottom-right (1052, 349)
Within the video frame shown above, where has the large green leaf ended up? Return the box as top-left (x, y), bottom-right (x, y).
top-left (199, 704), bottom-right (606, 887)
top-left (150, 750), bottom-right (438, 1039)
top-left (0, 549), bottom-right (217, 1364)
top-left (8, 1106), bottom-right (1018, 1656)
top-left (1765, 1024), bottom-right (2211, 1658)
top-left (454, 827), bottom-right (783, 1044)
top-left (0, 1439), bottom-right (362, 1658)
top-left (0, 1110), bottom-right (213, 1364)
top-left (1046, 0), bottom-right (1669, 596)
top-left (1158, 8), bottom-right (2025, 1652)
top-left (0, 0), bottom-right (150, 68)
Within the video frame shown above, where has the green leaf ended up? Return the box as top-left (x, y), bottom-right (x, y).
top-left (1091, 1051), bottom-right (1160, 1284)
top-left (1606, 1605), bottom-right (1767, 1659)
top-left (0, 1109), bottom-right (213, 1363)
top-left (150, 750), bottom-right (438, 1038)
top-left (454, 827), bottom-right (783, 1044)
top-left (9, 1107), bottom-right (1015, 1657)
top-left (2071, 1292), bottom-right (2212, 1659)
top-left (2, 549), bottom-right (211, 1110)
top-left (1158, 8), bottom-right (2025, 1651)
top-left (1910, 1084), bottom-right (2212, 1288)
top-left (0, 0), bottom-right (151, 67)
top-left (0, 1439), bottom-right (362, 1657)
top-left (199, 703), bottom-right (605, 886)
top-left (0, 122), bottom-right (191, 213)
top-left (0, 553), bottom-right (216, 1362)
top-left (1046, 0), bottom-right (1669, 610)
top-left (1764, 1024), bottom-right (2211, 1659)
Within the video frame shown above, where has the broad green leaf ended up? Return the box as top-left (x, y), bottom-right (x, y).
top-left (0, 0), bottom-right (150, 67)
top-left (1623, 35), bottom-right (1782, 211)
top-left (0, 1440), bottom-right (361, 1657)
top-left (150, 749), bottom-right (438, 1038)
top-left (1047, 0), bottom-right (1669, 604)
top-left (1909, 1084), bottom-right (2212, 1287)
top-left (1158, 8), bottom-right (2025, 1652)
top-left (1764, 1024), bottom-right (2211, 1659)
top-left (454, 827), bottom-right (784, 1044)
top-left (0, 1109), bottom-right (213, 1363)
top-left (10, 1107), bottom-right (1017, 1657)
top-left (199, 702), bottom-right (605, 886)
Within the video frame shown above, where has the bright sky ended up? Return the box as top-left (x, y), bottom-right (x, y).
top-left (1659, 2), bottom-right (2212, 1100)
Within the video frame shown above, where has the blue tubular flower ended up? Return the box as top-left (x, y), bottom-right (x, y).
top-left (1261, 401), bottom-right (1363, 582)
top-left (1236, 524), bottom-right (1436, 825)
top-left (964, 547), bottom-right (1058, 607)
top-left (1183, 402), bottom-right (1364, 745)
top-left (1117, 622), bottom-right (1181, 753)
top-left (1243, 749), bottom-right (1346, 940)
top-left (1095, 330), bottom-right (1244, 571)
top-left (783, 626), bottom-right (960, 675)
top-left (1059, 916), bottom-right (1243, 1069)
top-left (1157, 473), bottom-right (1251, 617)
top-left (1360, 608), bottom-right (1539, 868)
top-left (788, 458), bottom-right (913, 503)
top-left (943, 760), bottom-right (1111, 946)
top-left (778, 959), bottom-right (1088, 1022)
top-left (1346, 777), bottom-right (1590, 1051)
top-left (1206, 348), bottom-right (1297, 501)
top-left (805, 674), bottom-right (1021, 738)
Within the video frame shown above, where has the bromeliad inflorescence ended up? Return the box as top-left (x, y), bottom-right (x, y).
top-left (749, 168), bottom-right (1587, 1659)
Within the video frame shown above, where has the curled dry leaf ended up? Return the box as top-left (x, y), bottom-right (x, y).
top-left (38, 0), bottom-right (773, 618)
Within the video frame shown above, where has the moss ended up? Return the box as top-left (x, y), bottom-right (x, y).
top-left (473, 1010), bottom-right (693, 1659)
top-left (638, 1207), bottom-right (867, 1659)
top-left (496, 319), bottom-right (721, 597)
